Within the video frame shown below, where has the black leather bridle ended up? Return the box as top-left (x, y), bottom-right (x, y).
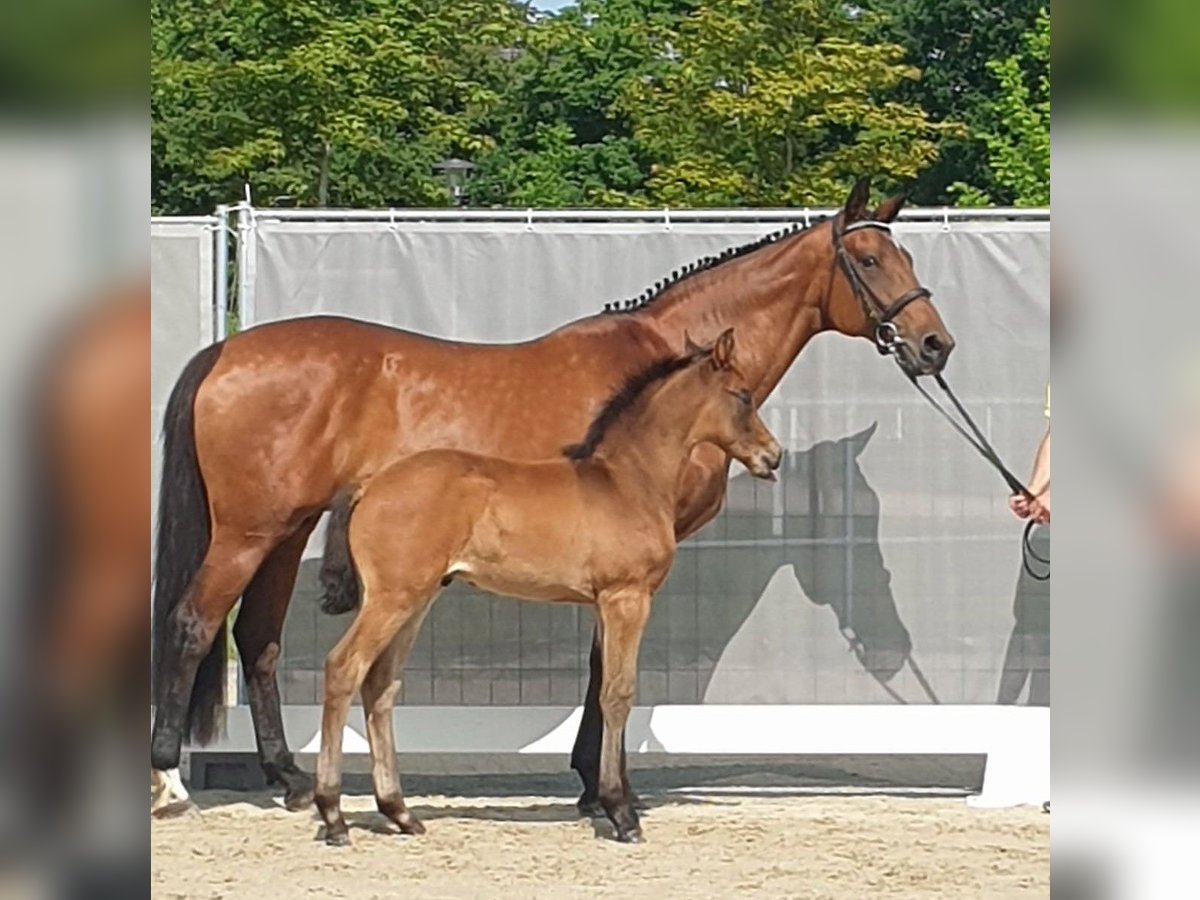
top-left (833, 217), bottom-right (1049, 581)
top-left (832, 219), bottom-right (932, 357)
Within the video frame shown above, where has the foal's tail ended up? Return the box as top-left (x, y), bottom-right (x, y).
top-left (152, 341), bottom-right (224, 745)
top-left (319, 489), bottom-right (362, 615)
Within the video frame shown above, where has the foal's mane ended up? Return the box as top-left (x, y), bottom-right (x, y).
top-left (600, 215), bottom-right (827, 315)
top-left (563, 353), bottom-right (700, 460)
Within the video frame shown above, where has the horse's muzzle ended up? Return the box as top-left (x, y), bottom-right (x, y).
top-left (749, 445), bottom-right (783, 481)
top-left (917, 332), bottom-right (955, 373)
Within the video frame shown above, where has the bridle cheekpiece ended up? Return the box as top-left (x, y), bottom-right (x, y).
top-left (832, 220), bottom-right (932, 356)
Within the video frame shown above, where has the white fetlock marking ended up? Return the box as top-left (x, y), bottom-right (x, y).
top-left (151, 768), bottom-right (190, 812)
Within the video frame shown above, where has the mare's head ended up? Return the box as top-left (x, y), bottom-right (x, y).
top-left (678, 328), bottom-right (782, 479)
top-left (824, 177), bottom-right (956, 377)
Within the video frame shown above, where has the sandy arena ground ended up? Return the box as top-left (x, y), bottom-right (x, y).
top-left (152, 786), bottom-right (1048, 899)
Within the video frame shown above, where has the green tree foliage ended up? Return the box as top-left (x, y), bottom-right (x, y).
top-left (151, 0), bottom-right (1050, 212)
top-left (609, 0), bottom-right (957, 206)
top-left (469, 1), bottom-right (696, 206)
top-left (152, 0), bottom-right (523, 213)
top-left (869, 0), bottom-right (1046, 204)
top-left (948, 8), bottom-right (1049, 207)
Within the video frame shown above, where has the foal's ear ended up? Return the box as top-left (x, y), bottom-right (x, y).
top-left (712, 327), bottom-right (736, 370)
top-left (843, 176), bottom-right (871, 224)
top-left (873, 189), bottom-right (908, 223)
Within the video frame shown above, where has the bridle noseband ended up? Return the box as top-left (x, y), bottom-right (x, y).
top-left (832, 220), bottom-right (932, 356)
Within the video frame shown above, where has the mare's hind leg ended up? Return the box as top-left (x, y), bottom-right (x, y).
top-left (360, 606), bottom-right (433, 837)
top-left (595, 589), bottom-right (652, 843)
top-left (572, 624), bottom-right (633, 816)
top-left (151, 530), bottom-right (275, 810)
top-left (233, 517), bottom-right (318, 811)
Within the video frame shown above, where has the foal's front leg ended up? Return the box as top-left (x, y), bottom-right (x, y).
top-left (596, 589), bottom-right (652, 843)
top-left (572, 627), bottom-right (634, 817)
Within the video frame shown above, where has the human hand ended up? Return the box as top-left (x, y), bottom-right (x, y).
top-left (1031, 489), bottom-right (1050, 524)
top-left (1010, 493), bottom-right (1034, 519)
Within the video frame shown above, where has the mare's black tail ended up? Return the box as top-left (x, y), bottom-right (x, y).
top-left (319, 489), bottom-right (361, 615)
top-left (152, 341), bottom-right (225, 744)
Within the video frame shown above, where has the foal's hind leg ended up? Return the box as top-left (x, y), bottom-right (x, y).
top-left (595, 589), bottom-right (652, 843)
top-left (315, 596), bottom-right (421, 846)
top-left (360, 607), bottom-right (433, 837)
top-left (233, 518), bottom-right (318, 811)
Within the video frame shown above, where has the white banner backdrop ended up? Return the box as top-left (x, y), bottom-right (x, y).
top-left (231, 214), bottom-right (1050, 708)
top-left (150, 218), bottom-right (215, 543)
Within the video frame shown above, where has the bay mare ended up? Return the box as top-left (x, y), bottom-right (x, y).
top-left (315, 331), bottom-right (781, 844)
top-left (150, 178), bottom-right (955, 815)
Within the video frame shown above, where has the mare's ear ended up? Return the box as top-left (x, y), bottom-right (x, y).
top-left (873, 189), bottom-right (908, 223)
top-left (843, 176), bottom-right (871, 224)
top-left (683, 331), bottom-right (705, 356)
top-left (850, 421), bottom-right (879, 457)
top-left (712, 327), bottom-right (736, 370)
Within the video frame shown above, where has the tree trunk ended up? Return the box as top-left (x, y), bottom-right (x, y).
top-left (318, 140), bottom-right (331, 207)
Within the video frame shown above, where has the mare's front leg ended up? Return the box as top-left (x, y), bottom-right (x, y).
top-left (233, 519), bottom-right (318, 811)
top-left (595, 589), bottom-right (652, 842)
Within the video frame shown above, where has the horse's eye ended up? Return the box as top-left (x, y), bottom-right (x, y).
top-left (738, 390), bottom-right (752, 406)
top-left (861, 255), bottom-right (878, 268)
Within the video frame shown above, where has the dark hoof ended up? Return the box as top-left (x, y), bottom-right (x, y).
top-left (284, 781), bottom-right (316, 812)
top-left (151, 799), bottom-right (199, 820)
top-left (319, 813), bottom-right (351, 846)
top-left (378, 796), bottom-right (427, 836)
top-left (603, 799), bottom-right (642, 843)
top-left (397, 815), bottom-right (426, 836)
top-left (1042, 801), bottom-right (1050, 814)
top-left (268, 763), bottom-right (315, 811)
top-left (576, 791), bottom-right (603, 818)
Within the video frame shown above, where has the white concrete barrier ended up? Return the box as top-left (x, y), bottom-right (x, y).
top-left (188, 704), bottom-right (1049, 808)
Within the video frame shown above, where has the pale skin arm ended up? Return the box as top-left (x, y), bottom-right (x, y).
top-left (1151, 411), bottom-right (1200, 548)
top-left (1010, 425), bottom-right (1050, 523)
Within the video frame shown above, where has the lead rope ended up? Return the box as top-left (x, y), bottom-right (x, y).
top-left (831, 220), bottom-right (1048, 580)
top-left (904, 370), bottom-right (1050, 581)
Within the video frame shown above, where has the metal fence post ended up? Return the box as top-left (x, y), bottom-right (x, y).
top-left (225, 202), bottom-right (257, 706)
top-left (214, 204), bottom-right (230, 341)
top-left (236, 202), bottom-right (257, 328)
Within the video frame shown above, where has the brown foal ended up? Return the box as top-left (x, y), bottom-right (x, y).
top-left (315, 330), bottom-right (781, 845)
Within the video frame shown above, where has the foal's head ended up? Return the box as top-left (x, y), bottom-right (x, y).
top-left (677, 328), bottom-right (782, 480)
top-left (565, 328), bottom-right (782, 478)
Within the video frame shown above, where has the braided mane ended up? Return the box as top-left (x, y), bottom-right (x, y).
top-left (600, 216), bottom-right (827, 315)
